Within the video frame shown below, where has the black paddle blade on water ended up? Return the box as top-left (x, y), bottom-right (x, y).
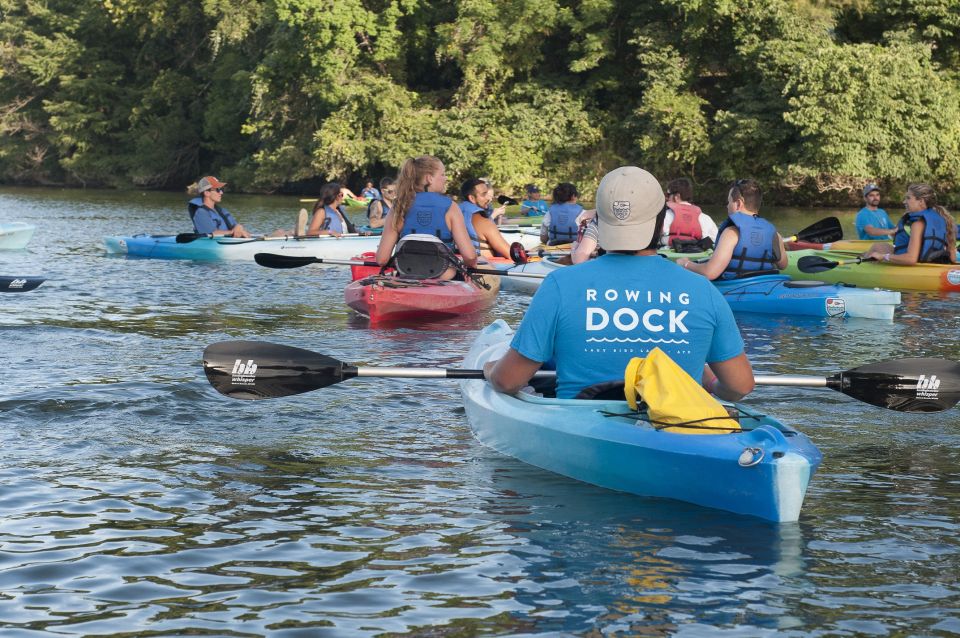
top-left (254, 253), bottom-right (320, 269)
top-left (830, 357), bottom-right (960, 412)
top-left (0, 276), bottom-right (45, 292)
top-left (794, 216), bottom-right (843, 244)
top-left (203, 341), bottom-right (357, 400)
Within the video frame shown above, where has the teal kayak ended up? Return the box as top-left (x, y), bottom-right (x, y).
top-left (103, 233), bottom-right (380, 262)
top-left (0, 222), bottom-right (35, 250)
top-left (459, 320), bottom-right (822, 522)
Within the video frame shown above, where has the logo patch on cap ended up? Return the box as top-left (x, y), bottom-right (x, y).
top-left (612, 200), bottom-right (631, 220)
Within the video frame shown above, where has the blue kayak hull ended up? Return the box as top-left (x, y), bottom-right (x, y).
top-left (460, 320), bottom-right (822, 522)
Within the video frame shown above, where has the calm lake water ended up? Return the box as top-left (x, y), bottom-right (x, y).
top-left (1, 186), bottom-right (958, 636)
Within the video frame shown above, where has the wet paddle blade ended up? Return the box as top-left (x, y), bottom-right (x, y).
top-left (254, 253), bottom-right (321, 269)
top-left (176, 233), bottom-right (205, 243)
top-left (797, 255), bottom-right (840, 274)
top-left (203, 341), bottom-right (353, 399)
top-left (794, 217), bottom-right (843, 244)
top-left (833, 358), bottom-right (960, 412)
top-left (0, 276), bottom-right (45, 292)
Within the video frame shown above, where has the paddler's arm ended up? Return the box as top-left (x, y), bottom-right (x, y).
top-left (678, 227), bottom-right (737, 280)
top-left (484, 349), bottom-right (543, 395)
top-left (702, 353), bottom-right (755, 402)
top-left (774, 234), bottom-right (788, 270)
top-left (866, 221), bottom-right (923, 265)
top-left (376, 221), bottom-right (399, 266)
top-left (473, 214), bottom-right (511, 258)
top-left (446, 203), bottom-right (478, 268)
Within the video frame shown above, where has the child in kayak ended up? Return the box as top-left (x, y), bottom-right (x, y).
top-left (675, 179), bottom-right (787, 279)
top-left (863, 183), bottom-right (957, 265)
top-left (375, 156), bottom-right (478, 278)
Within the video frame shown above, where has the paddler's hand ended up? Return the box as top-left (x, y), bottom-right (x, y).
top-left (230, 224), bottom-right (252, 239)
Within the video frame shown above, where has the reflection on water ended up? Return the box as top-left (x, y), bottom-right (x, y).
top-left (0, 187), bottom-right (958, 635)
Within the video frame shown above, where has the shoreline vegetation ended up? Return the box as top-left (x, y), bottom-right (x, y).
top-left (1, 1), bottom-right (958, 207)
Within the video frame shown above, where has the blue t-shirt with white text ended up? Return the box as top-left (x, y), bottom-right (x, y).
top-left (510, 254), bottom-right (744, 399)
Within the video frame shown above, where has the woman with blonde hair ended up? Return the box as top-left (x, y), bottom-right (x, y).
top-left (375, 156), bottom-right (478, 275)
top-left (865, 183), bottom-right (957, 265)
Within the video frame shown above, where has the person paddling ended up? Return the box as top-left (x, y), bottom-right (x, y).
top-left (187, 176), bottom-right (251, 238)
top-left (485, 166), bottom-right (755, 401)
top-left (375, 155), bottom-right (478, 278)
top-left (676, 179), bottom-right (787, 279)
top-left (539, 182), bottom-right (583, 246)
top-left (365, 177), bottom-right (395, 230)
top-left (459, 178), bottom-right (513, 259)
top-left (863, 183), bottom-right (957, 265)
top-left (662, 177), bottom-right (718, 250)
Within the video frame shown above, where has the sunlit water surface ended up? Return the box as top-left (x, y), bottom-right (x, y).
top-left (1, 187), bottom-right (958, 636)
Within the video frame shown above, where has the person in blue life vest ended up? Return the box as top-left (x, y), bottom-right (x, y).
top-left (375, 155), bottom-right (478, 278)
top-left (540, 182), bottom-right (583, 245)
top-left (675, 179), bottom-right (788, 280)
top-left (306, 182), bottom-right (357, 236)
top-left (662, 178), bottom-right (718, 249)
top-left (520, 184), bottom-right (549, 217)
top-left (855, 183), bottom-right (896, 240)
top-left (460, 178), bottom-right (513, 258)
top-left (188, 175), bottom-right (252, 238)
top-left (188, 176), bottom-right (287, 238)
top-left (366, 177), bottom-right (395, 230)
top-left (361, 180), bottom-right (381, 201)
top-left (863, 183), bottom-right (957, 265)
top-left (484, 166), bottom-right (755, 401)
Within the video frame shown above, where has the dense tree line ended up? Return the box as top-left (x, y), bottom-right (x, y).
top-left (1, 0), bottom-right (958, 202)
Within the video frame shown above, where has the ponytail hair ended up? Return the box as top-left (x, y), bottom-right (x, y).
top-left (392, 155), bottom-right (444, 233)
top-left (908, 183), bottom-right (956, 251)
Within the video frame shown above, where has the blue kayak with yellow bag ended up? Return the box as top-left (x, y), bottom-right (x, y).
top-left (459, 320), bottom-right (822, 522)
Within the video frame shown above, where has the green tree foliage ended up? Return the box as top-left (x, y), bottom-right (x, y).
top-left (1, 0), bottom-right (958, 199)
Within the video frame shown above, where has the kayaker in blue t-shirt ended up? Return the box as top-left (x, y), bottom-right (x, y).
top-left (375, 155), bottom-right (478, 277)
top-left (306, 182), bottom-right (356, 236)
top-left (520, 184), bottom-right (549, 217)
top-left (676, 179), bottom-right (788, 280)
top-left (855, 183), bottom-right (896, 240)
top-left (485, 166), bottom-right (755, 401)
top-left (863, 183), bottom-right (957, 265)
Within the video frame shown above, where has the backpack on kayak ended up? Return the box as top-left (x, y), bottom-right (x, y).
top-left (392, 234), bottom-right (462, 279)
top-left (624, 348), bottom-right (741, 434)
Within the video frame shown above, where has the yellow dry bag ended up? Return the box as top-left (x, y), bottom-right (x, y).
top-left (624, 348), bottom-right (741, 434)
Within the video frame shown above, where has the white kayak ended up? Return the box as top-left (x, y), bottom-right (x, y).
top-left (0, 222), bottom-right (36, 250)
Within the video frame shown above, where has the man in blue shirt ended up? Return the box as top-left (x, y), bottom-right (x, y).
top-left (520, 184), bottom-right (549, 217)
top-left (485, 166), bottom-right (755, 401)
top-left (855, 183), bottom-right (895, 240)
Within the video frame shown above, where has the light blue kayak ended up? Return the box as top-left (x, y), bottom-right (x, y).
top-left (459, 320), bottom-right (822, 522)
top-left (103, 233), bottom-right (380, 262)
top-left (499, 259), bottom-right (900, 320)
top-left (0, 222), bottom-right (35, 250)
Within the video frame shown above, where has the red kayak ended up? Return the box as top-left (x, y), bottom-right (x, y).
top-left (345, 274), bottom-right (500, 324)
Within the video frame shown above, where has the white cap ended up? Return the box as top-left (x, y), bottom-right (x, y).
top-left (595, 166), bottom-right (665, 251)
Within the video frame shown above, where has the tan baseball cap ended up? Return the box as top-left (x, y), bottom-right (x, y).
top-left (595, 166), bottom-right (665, 251)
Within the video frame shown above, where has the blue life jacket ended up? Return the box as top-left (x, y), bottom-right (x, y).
top-left (716, 212), bottom-right (781, 280)
top-left (366, 198), bottom-right (391, 220)
top-left (893, 208), bottom-right (950, 263)
top-left (458, 201), bottom-right (486, 248)
top-left (318, 205), bottom-right (349, 234)
top-left (547, 202), bottom-right (583, 244)
top-left (187, 197), bottom-right (236, 233)
top-left (400, 192), bottom-right (455, 245)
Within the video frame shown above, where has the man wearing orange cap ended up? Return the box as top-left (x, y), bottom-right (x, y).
top-left (188, 176), bottom-right (252, 238)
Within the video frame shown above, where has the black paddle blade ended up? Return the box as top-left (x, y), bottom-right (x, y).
top-left (0, 276), bottom-right (45, 292)
top-left (203, 341), bottom-right (354, 400)
top-left (831, 358), bottom-right (960, 412)
top-left (498, 195), bottom-right (519, 206)
top-left (176, 233), bottom-right (205, 243)
top-left (797, 255), bottom-right (840, 274)
top-left (795, 216), bottom-right (842, 244)
top-left (254, 253), bottom-right (319, 269)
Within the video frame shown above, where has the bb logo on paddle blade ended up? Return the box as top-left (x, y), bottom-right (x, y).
top-left (612, 201), bottom-right (630, 221)
top-left (8, 279), bottom-right (26, 289)
top-left (916, 374), bottom-right (940, 399)
top-left (231, 359), bottom-right (258, 385)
